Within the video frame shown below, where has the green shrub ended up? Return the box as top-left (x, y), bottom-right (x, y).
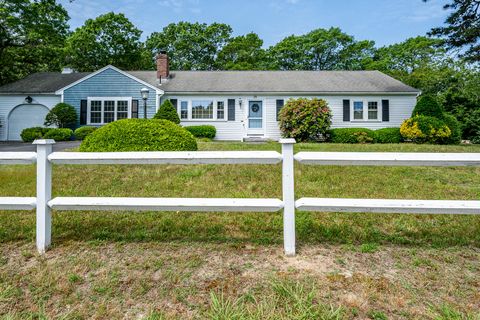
top-left (185, 125), bottom-right (216, 139)
top-left (374, 128), bottom-right (402, 143)
top-left (80, 119), bottom-right (197, 152)
top-left (43, 128), bottom-right (73, 141)
top-left (412, 95), bottom-right (444, 119)
top-left (20, 127), bottom-right (51, 142)
top-left (330, 128), bottom-right (375, 144)
top-left (44, 103), bottom-right (77, 128)
top-left (442, 113), bottom-right (461, 144)
top-left (74, 126), bottom-right (98, 140)
top-left (400, 115), bottom-right (451, 144)
top-left (279, 98), bottom-right (332, 142)
top-left (154, 99), bottom-right (180, 124)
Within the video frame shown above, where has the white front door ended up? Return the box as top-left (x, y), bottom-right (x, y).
top-left (247, 100), bottom-right (264, 135)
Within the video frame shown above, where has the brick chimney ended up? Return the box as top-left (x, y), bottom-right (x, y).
top-left (156, 51), bottom-right (169, 80)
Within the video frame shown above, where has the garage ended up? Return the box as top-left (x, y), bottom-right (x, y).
top-left (7, 104), bottom-right (50, 141)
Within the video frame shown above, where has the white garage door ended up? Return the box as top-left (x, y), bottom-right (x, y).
top-left (8, 104), bottom-right (50, 141)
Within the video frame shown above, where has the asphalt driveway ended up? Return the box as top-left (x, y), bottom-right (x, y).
top-left (0, 141), bottom-right (81, 152)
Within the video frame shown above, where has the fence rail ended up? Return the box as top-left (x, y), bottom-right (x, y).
top-left (1, 138), bottom-right (479, 256)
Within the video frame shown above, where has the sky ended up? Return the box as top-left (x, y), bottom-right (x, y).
top-left (61, 0), bottom-right (451, 48)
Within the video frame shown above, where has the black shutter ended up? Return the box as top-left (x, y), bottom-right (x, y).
top-left (132, 100), bottom-right (139, 118)
top-left (343, 99), bottom-right (350, 122)
top-left (170, 99), bottom-right (178, 112)
top-left (80, 100), bottom-right (87, 125)
top-left (382, 99), bottom-right (390, 122)
top-left (227, 99), bottom-right (235, 121)
top-left (276, 99), bottom-right (284, 121)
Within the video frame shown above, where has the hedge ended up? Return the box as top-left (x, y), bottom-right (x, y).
top-left (442, 113), bottom-right (461, 144)
top-left (400, 115), bottom-right (451, 144)
top-left (20, 127), bottom-right (51, 142)
top-left (329, 128), bottom-right (375, 144)
top-left (185, 125), bottom-right (216, 139)
top-left (43, 128), bottom-right (73, 141)
top-left (80, 119), bottom-right (197, 152)
top-left (74, 126), bottom-right (98, 140)
top-left (374, 128), bottom-right (402, 143)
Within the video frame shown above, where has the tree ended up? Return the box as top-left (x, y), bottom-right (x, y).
top-left (154, 100), bottom-right (180, 124)
top-left (145, 22), bottom-right (232, 70)
top-left (216, 33), bottom-right (268, 70)
top-left (44, 103), bottom-right (77, 128)
top-left (365, 36), bottom-right (458, 95)
top-left (424, 0), bottom-right (480, 62)
top-left (267, 27), bottom-right (375, 70)
top-left (0, 0), bottom-right (70, 85)
top-left (65, 12), bottom-right (144, 71)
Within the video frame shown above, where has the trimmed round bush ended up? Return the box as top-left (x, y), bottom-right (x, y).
top-left (20, 127), bottom-right (51, 142)
top-left (412, 95), bottom-right (444, 119)
top-left (279, 98), bottom-right (332, 142)
top-left (154, 99), bottom-right (180, 124)
top-left (43, 128), bottom-right (73, 141)
top-left (74, 126), bottom-right (98, 140)
top-left (442, 113), bottom-right (461, 144)
top-left (374, 128), bottom-right (402, 143)
top-left (185, 125), bottom-right (216, 139)
top-left (80, 119), bottom-right (197, 152)
top-left (400, 115), bottom-right (451, 144)
top-left (330, 128), bottom-right (375, 144)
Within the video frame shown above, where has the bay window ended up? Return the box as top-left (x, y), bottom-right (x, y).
top-left (87, 97), bottom-right (132, 125)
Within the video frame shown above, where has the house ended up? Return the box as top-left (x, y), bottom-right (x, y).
top-left (0, 53), bottom-right (420, 141)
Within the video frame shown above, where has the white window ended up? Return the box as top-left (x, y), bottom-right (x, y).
top-left (87, 97), bottom-right (132, 125)
top-left (351, 100), bottom-right (381, 121)
top-left (180, 101), bottom-right (188, 119)
top-left (217, 101), bottom-right (225, 119)
top-left (368, 101), bottom-right (378, 120)
top-left (172, 98), bottom-right (227, 121)
top-left (192, 100), bottom-right (214, 119)
top-left (353, 101), bottom-right (363, 120)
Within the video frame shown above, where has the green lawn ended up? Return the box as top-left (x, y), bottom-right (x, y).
top-left (0, 141), bottom-right (479, 319)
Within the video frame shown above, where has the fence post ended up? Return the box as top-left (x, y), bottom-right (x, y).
top-left (33, 139), bottom-right (55, 254)
top-left (280, 138), bottom-right (296, 256)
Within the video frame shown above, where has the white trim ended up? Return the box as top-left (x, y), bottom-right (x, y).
top-left (87, 97), bottom-right (132, 125)
top-left (55, 65), bottom-right (163, 95)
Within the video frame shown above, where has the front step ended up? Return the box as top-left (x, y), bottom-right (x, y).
top-left (243, 136), bottom-right (269, 142)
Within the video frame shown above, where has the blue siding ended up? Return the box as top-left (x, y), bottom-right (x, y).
top-left (64, 68), bottom-right (157, 127)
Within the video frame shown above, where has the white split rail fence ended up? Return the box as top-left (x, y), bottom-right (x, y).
top-left (1, 138), bottom-right (480, 256)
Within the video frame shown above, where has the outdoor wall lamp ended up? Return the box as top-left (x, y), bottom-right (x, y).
top-left (25, 96), bottom-right (33, 104)
top-left (239, 98), bottom-right (243, 109)
top-left (140, 87), bottom-right (149, 119)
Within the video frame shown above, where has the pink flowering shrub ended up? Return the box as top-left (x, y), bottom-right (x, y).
top-left (279, 98), bottom-right (332, 142)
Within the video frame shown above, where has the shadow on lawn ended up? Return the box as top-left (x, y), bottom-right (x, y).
top-left (1, 210), bottom-right (479, 248)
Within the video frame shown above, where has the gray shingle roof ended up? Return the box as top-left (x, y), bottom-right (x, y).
top-left (0, 69), bottom-right (419, 94)
top-left (0, 72), bottom-right (90, 94)
top-left (153, 70), bottom-right (420, 93)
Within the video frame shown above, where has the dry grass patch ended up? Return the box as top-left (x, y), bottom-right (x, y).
top-left (0, 242), bottom-right (478, 319)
